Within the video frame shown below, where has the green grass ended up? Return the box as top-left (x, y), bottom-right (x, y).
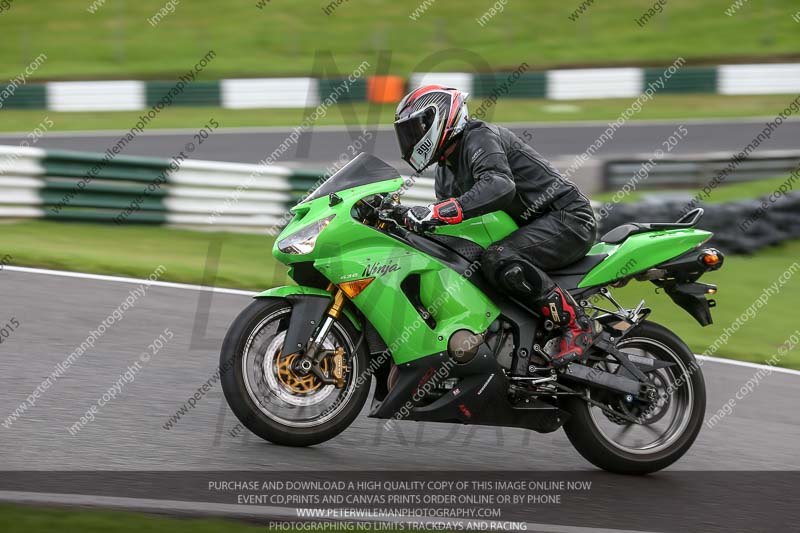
top-left (0, 221), bottom-right (288, 290)
top-left (0, 0), bottom-right (798, 80)
top-left (0, 220), bottom-right (798, 368)
top-left (0, 504), bottom-right (261, 533)
top-left (0, 94), bottom-right (796, 133)
top-left (590, 174), bottom-right (797, 204)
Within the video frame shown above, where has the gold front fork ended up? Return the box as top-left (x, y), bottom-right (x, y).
top-left (327, 287), bottom-right (347, 320)
top-left (319, 284), bottom-right (348, 388)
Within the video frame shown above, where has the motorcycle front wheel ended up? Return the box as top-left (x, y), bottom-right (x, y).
top-left (220, 298), bottom-right (369, 447)
top-left (562, 320), bottom-right (706, 474)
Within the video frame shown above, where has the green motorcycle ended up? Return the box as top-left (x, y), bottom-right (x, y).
top-left (220, 153), bottom-right (723, 474)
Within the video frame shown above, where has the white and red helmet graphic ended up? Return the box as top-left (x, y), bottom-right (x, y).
top-left (394, 85), bottom-right (469, 173)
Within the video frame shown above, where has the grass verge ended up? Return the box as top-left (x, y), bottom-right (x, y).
top-left (0, 504), bottom-right (261, 533)
top-left (590, 175), bottom-right (798, 204)
top-left (0, 221), bottom-right (287, 290)
top-left (0, 221), bottom-right (798, 368)
top-left (0, 94), bottom-right (797, 133)
top-left (1, 0), bottom-right (798, 80)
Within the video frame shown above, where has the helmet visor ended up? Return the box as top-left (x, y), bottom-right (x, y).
top-left (394, 107), bottom-right (436, 162)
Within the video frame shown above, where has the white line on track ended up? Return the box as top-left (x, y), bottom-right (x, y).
top-left (2, 265), bottom-right (254, 296)
top-left (0, 491), bottom-right (656, 533)
top-left (4, 264), bottom-right (799, 377)
top-left (696, 355), bottom-right (800, 377)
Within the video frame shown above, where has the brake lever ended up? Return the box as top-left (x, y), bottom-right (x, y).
top-left (376, 194), bottom-right (406, 226)
top-left (380, 193), bottom-right (396, 207)
top-left (376, 207), bottom-right (401, 225)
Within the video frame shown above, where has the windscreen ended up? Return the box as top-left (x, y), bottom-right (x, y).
top-left (301, 153), bottom-right (401, 203)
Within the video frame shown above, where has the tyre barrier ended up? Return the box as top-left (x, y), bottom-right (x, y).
top-left (597, 193), bottom-right (800, 255)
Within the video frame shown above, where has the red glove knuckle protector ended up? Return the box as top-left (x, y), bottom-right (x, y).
top-left (432, 198), bottom-right (463, 224)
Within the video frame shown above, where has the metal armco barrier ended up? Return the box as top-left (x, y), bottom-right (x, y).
top-left (0, 146), bottom-right (434, 232)
top-left (2, 145), bottom-right (796, 252)
top-left (604, 150), bottom-right (800, 190)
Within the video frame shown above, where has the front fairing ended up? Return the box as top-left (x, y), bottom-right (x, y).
top-left (272, 178), bottom-right (404, 266)
top-left (272, 175), bottom-right (498, 364)
top-left (271, 162), bottom-right (500, 365)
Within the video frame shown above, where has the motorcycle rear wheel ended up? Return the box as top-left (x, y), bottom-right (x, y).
top-left (562, 320), bottom-right (706, 474)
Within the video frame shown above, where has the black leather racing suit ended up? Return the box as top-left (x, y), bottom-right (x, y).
top-left (434, 119), bottom-right (597, 300)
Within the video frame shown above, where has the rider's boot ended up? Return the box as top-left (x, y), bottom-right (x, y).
top-left (537, 286), bottom-right (598, 369)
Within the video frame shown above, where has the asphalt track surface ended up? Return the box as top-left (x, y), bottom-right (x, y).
top-left (1, 118), bottom-right (798, 170)
top-left (1, 267), bottom-right (799, 531)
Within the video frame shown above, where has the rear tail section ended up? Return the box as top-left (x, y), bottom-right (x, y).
top-left (578, 208), bottom-right (713, 289)
top-left (579, 208), bottom-right (723, 325)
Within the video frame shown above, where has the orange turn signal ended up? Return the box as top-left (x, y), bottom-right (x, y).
top-left (338, 277), bottom-right (375, 299)
top-left (702, 253), bottom-right (720, 266)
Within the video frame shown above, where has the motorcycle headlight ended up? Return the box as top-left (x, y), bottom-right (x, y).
top-left (277, 215), bottom-right (335, 255)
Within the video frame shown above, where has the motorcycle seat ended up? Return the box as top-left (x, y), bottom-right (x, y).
top-left (547, 253), bottom-right (608, 276)
top-left (600, 223), bottom-right (648, 244)
top-left (547, 253), bottom-right (608, 291)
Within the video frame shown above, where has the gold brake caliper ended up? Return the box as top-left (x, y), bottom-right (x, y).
top-left (332, 346), bottom-right (346, 389)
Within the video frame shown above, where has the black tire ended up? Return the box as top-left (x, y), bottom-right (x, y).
top-left (562, 321), bottom-right (706, 475)
top-left (220, 298), bottom-right (370, 447)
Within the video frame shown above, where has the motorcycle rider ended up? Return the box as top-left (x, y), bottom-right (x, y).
top-left (392, 85), bottom-right (598, 369)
